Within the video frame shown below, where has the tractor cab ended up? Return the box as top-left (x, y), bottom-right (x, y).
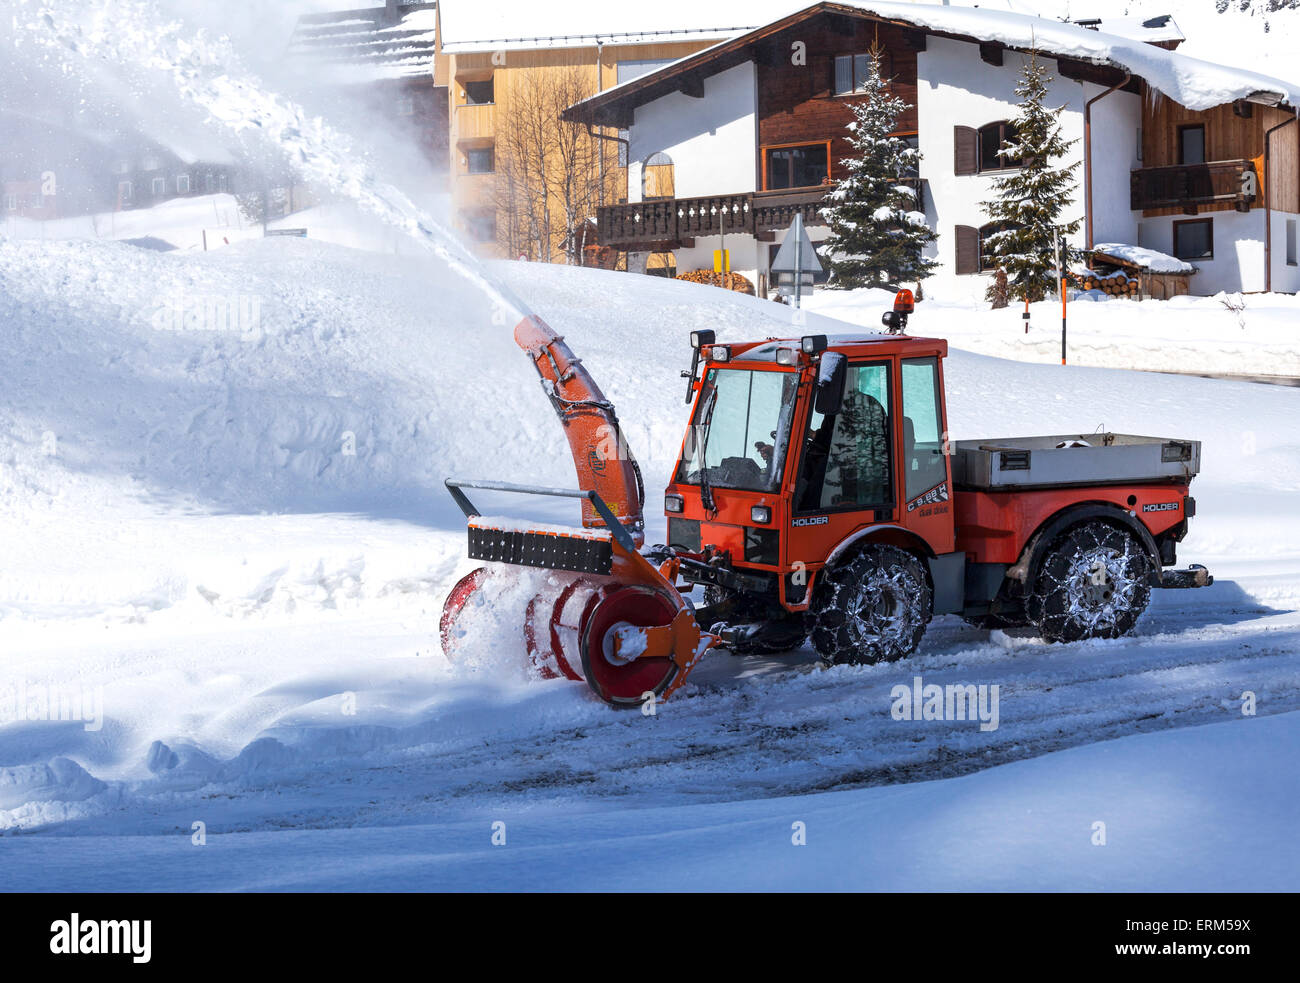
top-left (663, 294), bottom-right (956, 629)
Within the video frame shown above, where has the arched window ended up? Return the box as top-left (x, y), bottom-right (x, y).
top-left (642, 152), bottom-right (675, 200)
top-left (978, 120), bottom-right (1020, 172)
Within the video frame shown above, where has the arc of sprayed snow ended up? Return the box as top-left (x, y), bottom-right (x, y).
top-left (21, 0), bottom-right (534, 326)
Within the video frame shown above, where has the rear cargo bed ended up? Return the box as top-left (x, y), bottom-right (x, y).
top-left (952, 433), bottom-right (1200, 490)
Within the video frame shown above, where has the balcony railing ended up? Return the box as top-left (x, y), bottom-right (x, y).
top-left (1130, 159), bottom-right (1258, 212)
top-left (596, 187), bottom-right (830, 250)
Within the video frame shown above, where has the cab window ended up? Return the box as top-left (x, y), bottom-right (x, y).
top-left (796, 362), bottom-right (892, 511)
top-left (901, 357), bottom-right (947, 502)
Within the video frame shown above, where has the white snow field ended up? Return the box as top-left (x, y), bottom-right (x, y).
top-left (1, 233), bottom-right (1298, 890)
top-left (809, 287), bottom-right (1300, 379)
top-left (2, 0), bottom-right (1298, 892)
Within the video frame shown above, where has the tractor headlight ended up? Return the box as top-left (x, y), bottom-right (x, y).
top-left (711, 345), bottom-right (731, 362)
top-left (690, 329), bottom-right (715, 349)
top-left (775, 348), bottom-right (798, 366)
top-left (750, 505), bottom-right (771, 524)
top-left (665, 494), bottom-right (685, 514)
top-left (801, 335), bottom-right (828, 354)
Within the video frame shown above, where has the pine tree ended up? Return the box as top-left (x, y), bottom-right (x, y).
top-left (820, 52), bottom-right (937, 290)
top-left (980, 50), bottom-right (1082, 304)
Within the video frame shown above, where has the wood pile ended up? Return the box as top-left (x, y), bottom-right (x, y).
top-left (1073, 270), bottom-right (1140, 298)
top-left (677, 270), bottom-right (756, 295)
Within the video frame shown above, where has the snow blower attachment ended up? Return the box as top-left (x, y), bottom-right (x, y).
top-left (440, 316), bottom-right (718, 707)
top-left (444, 304), bottom-right (1214, 708)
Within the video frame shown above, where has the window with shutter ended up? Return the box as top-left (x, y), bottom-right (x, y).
top-left (954, 126), bottom-right (977, 176)
top-left (954, 225), bottom-right (979, 275)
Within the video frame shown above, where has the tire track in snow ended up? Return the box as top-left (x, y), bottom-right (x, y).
top-left (45, 605), bottom-right (1299, 836)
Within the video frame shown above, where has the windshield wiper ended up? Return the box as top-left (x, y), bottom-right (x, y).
top-left (697, 386), bottom-right (718, 514)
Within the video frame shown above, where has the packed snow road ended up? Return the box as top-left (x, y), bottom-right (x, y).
top-left (9, 567), bottom-right (1295, 837)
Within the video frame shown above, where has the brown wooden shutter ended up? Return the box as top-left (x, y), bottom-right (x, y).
top-left (955, 225), bottom-right (979, 275)
top-left (954, 126), bottom-right (977, 176)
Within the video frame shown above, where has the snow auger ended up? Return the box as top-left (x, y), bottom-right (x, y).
top-left (440, 316), bottom-right (718, 707)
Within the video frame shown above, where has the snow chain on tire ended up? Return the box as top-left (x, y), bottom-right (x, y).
top-left (1026, 520), bottom-right (1152, 643)
top-left (807, 544), bottom-right (932, 665)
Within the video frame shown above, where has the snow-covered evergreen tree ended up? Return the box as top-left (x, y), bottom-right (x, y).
top-left (820, 52), bottom-right (937, 290)
top-left (980, 51), bottom-right (1082, 303)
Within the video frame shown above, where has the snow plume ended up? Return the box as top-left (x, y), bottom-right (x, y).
top-left (7, 0), bottom-right (532, 323)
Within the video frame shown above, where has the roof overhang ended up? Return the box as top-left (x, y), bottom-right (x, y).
top-left (562, 1), bottom-right (1295, 129)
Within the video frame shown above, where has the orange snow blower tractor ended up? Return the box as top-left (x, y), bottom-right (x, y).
top-left (442, 293), bottom-right (1212, 707)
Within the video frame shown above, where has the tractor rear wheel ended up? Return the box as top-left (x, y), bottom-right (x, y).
top-left (807, 545), bottom-right (932, 665)
top-left (1026, 521), bottom-right (1152, 643)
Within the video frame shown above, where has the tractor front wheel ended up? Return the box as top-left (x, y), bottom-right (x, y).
top-left (807, 545), bottom-right (932, 665)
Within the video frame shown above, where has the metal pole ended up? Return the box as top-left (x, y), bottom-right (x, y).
top-left (1061, 276), bottom-right (1068, 365)
top-left (794, 228), bottom-right (803, 310)
top-left (1054, 230), bottom-right (1066, 365)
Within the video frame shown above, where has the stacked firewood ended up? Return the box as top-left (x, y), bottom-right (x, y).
top-left (1074, 270), bottom-right (1140, 298)
top-left (677, 270), bottom-right (756, 295)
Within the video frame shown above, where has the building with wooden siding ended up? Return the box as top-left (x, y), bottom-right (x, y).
top-left (563, 1), bottom-right (1300, 297)
top-left (434, 0), bottom-right (801, 260)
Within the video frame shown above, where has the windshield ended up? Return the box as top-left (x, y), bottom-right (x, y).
top-left (676, 368), bottom-right (798, 493)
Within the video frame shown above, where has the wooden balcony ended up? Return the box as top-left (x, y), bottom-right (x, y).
top-left (455, 104), bottom-right (496, 142)
top-left (1130, 159), bottom-right (1258, 213)
top-left (596, 188), bottom-right (829, 250)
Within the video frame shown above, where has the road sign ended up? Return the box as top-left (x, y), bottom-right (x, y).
top-left (770, 213), bottom-right (822, 308)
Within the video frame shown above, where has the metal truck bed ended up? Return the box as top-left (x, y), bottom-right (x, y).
top-left (952, 433), bottom-right (1201, 491)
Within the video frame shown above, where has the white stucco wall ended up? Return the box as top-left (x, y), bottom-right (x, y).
top-left (632, 222), bottom-right (833, 294)
top-left (1272, 211), bottom-right (1300, 294)
top-left (1085, 85), bottom-right (1141, 247)
top-left (1136, 208), bottom-right (1300, 295)
top-left (915, 37), bottom-right (1124, 301)
top-left (626, 62), bottom-right (757, 204)
top-left (618, 35), bottom-right (1282, 299)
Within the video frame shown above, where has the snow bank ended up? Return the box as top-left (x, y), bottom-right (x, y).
top-left (1, 708), bottom-right (1295, 889)
top-left (808, 286), bottom-right (1300, 378)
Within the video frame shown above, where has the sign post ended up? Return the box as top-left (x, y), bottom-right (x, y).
top-left (770, 212), bottom-right (823, 310)
top-left (1053, 230), bottom-right (1067, 365)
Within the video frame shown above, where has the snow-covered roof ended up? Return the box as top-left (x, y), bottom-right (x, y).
top-left (1082, 15), bottom-right (1184, 46)
top-left (289, 3), bottom-right (439, 82)
top-left (1091, 243), bottom-right (1195, 275)
top-left (436, 0), bottom-right (801, 53)
top-left (567, 2), bottom-right (1298, 122)
top-left (837, 2), bottom-right (1294, 110)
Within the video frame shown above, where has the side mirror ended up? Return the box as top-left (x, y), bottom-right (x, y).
top-left (684, 330), bottom-right (715, 403)
top-left (815, 352), bottom-right (847, 417)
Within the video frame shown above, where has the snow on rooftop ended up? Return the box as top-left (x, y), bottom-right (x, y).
top-left (1086, 15), bottom-right (1184, 45)
top-left (436, 0), bottom-right (800, 52)
top-left (838, 2), bottom-right (1296, 110)
top-left (289, 6), bottom-right (438, 81)
top-left (1091, 243), bottom-right (1196, 275)
top-left (574, 3), bottom-right (1297, 114)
